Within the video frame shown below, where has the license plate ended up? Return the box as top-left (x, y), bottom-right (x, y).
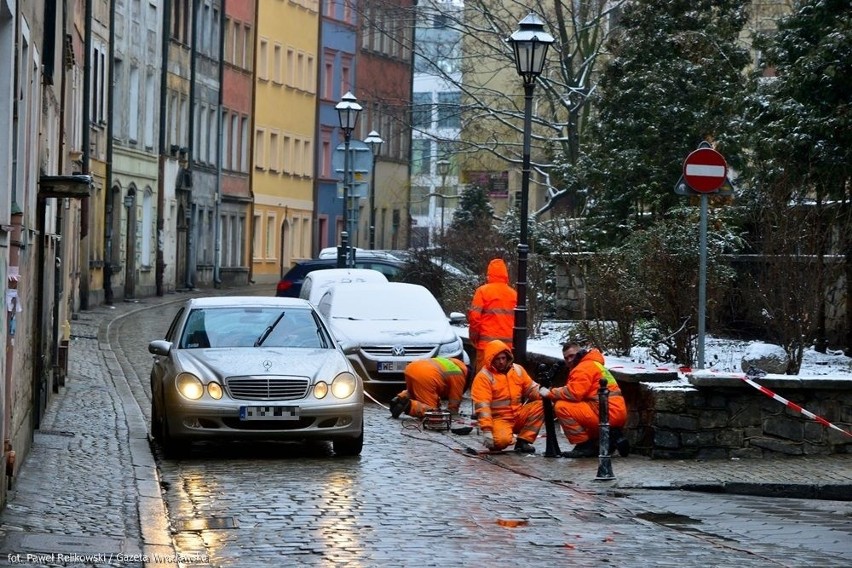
top-left (377, 361), bottom-right (407, 373)
top-left (239, 406), bottom-right (300, 421)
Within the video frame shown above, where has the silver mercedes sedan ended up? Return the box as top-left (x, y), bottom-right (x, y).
top-left (148, 296), bottom-right (364, 458)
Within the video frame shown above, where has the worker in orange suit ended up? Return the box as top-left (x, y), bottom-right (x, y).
top-left (389, 357), bottom-right (470, 419)
top-left (471, 340), bottom-right (545, 453)
top-left (468, 259), bottom-right (517, 373)
top-left (540, 341), bottom-right (629, 458)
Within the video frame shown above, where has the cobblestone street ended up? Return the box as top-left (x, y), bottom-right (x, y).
top-left (0, 287), bottom-right (849, 567)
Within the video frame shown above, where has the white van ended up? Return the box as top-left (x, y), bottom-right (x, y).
top-left (299, 268), bottom-right (388, 305)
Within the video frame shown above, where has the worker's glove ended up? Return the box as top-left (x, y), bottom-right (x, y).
top-left (482, 431), bottom-right (496, 450)
top-left (539, 387), bottom-right (552, 399)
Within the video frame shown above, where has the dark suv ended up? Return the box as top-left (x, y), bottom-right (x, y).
top-left (275, 257), bottom-right (406, 297)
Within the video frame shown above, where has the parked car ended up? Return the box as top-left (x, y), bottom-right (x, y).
top-left (275, 257), bottom-right (405, 298)
top-left (147, 296), bottom-right (364, 457)
top-left (300, 268), bottom-right (388, 305)
top-left (315, 282), bottom-right (468, 387)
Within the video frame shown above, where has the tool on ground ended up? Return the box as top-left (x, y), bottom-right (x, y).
top-left (744, 367), bottom-right (852, 438)
top-left (536, 362), bottom-right (563, 457)
top-left (422, 409), bottom-right (452, 431)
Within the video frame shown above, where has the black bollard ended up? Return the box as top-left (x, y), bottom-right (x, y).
top-left (337, 232), bottom-right (348, 268)
top-left (536, 363), bottom-right (562, 457)
top-left (595, 377), bottom-right (615, 480)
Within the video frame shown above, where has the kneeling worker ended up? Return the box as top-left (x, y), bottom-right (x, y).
top-left (389, 357), bottom-right (470, 419)
top-left (471, 340), bottom-right (546, 453)
top-left (541, 341), bottom-right (629, 458)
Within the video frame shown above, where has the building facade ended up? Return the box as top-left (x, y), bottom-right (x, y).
top-left (252, 0), bottom-right (318, 283)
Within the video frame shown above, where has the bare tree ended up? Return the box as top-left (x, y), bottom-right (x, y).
top-left (359, 0), bottom-right (627, 214)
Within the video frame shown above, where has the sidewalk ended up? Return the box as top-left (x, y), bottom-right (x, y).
top-left (2, 287), bottom-right (851, 563)
top-left (0, 287), bottom-right (252, 567)
top-left (442, 420), bottom-right (852, 501)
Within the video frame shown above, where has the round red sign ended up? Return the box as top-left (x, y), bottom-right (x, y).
top-left (683, 148), bottom-right (727, 193)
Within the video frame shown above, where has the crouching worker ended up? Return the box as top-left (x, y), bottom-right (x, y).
top-left (471, 340), bottom-right (545, 453)
top-left (389, 357), bottom-right (470, 419)
top-left (540, 341), bottom-right (629, 458)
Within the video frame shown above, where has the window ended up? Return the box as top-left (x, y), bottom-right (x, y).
top-left (341, 56), bottom-right (352, 92)
top-left (437, 92), bottom-right (461, 128)
top-left (230, 113), bottom-right (240, 169)
top-left (306, 55), bottom-right (315, 93)
top-left (129, 66), bottom-right (140, 141)
top-left (282, 135), bottom-right (291, 173)
top-left (144, 72), bottom-right (155, 147)
top-left (273, 43), bottom-right (282, 83)
top-left (258, 38), bottom-right (268, 80)
top-left (241, 117), bottom-right (249, 171)
top-left (255, 128), bottom-right (266, 169)
top-left (297, 52), bottom-right (304, 90)
top-left (270, 131), bottom-right (280, 172)
top-left (265, 214), bottom-right (276, 259)
top-left (323, 56), bottom-right (333, 99)
top-left (141, 189), bottom-right (153, 266)
top-left (412, 93), bottom-right (432, 129)
top-left (253, 214), bottom-right (261, 260)
top-left (286, 48), bottom-right (295, 87)
top-left (222, 110), bottom-right (231, 169)
top-left (208, 108), bottom-right (217, 164)
top-left (412, 139), bottom-right (431, 175)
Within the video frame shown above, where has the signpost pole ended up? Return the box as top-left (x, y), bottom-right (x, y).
top-left (678, 142), bottom-right (729, 370)
top-left (697, 194), bottom-right (708, 369)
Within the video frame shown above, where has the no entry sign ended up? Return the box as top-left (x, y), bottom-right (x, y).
top-left (683, 147), bottom-right (727, 193)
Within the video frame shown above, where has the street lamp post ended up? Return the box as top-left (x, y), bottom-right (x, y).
top-left (436, 158), bottom-right (450, 238)
top-left (336, 92), bottom-right (362, 267)
top-left (508, 13), bottom-right (554, 366)
top-left (365, 130), bottom-right (384, 250)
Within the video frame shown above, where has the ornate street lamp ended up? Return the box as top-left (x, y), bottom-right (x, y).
top-left (436, 158), bottom-right (450, 238)
top-left (508, 13), bottom-right (553, 365)
top-left (335, 91), bottom-right (362, 267)
top-left (364, 130), bottom-right (384, 249)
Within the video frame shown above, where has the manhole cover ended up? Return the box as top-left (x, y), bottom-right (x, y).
top-left (175, 517), bottom-right (239, 531)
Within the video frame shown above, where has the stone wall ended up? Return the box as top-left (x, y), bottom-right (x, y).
top-left (528, 351), bottom-right (852, 459)
top-left (620, 372), bottom-right (852, 459)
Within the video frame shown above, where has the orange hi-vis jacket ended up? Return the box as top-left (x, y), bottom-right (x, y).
top-left (550, 349), bottom-right (624, 404)
top-left (471, 340), bottom-right (542, 432)
top-left (403, 357), bottom-right (467, 417)
top-left (468, 259), bottom-right (517, 350)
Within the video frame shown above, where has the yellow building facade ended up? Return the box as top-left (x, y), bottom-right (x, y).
top-left (251, 0), bottom-right (319, 283)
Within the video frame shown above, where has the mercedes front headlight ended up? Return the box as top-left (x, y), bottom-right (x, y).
top-left (331, 372), bottom-right (357, 399)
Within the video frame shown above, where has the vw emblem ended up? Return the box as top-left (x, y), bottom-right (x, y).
top-left (392, 345), bottom-right (406, 357)
top-left (262, 360), bottom-right (272, 371)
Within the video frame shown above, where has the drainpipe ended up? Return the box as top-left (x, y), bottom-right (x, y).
top-left (80, 0), bottom-right (92, 308)
top-left (156, 1), bottom-right (171, 296)
top-left (104, 0), bottom-right (116, 304)
top-left (186, 0), bottom-right (199, 290)
top-left (213, 0), bottom-right (225, 287)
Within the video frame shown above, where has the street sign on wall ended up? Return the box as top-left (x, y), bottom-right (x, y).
top-left (682, 147), bottom-right (727, 193)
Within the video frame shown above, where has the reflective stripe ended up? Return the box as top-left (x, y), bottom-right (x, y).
top-left (474, 402), bottom-right (491, 410)
top-left (491, 399), bottom-right (511, 408)
top-left (432, 357), bottom-right (464, 376)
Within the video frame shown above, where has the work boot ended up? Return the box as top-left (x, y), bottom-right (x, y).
top-left (389, 395), bottom-right (411, 419)
top-left (513, 439), bottom-right (536, 453)
top-left (562, 439), bottom-right (597, 458)
top-left (610, 428), bottom-right (631, 457)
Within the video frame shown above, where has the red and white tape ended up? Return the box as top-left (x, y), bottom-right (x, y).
top-left (742, 370), bottom-right (852, 439)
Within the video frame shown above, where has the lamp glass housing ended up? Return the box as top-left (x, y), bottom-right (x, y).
top-left (508, 13), bottom-right (554, 83)
top-left (335, 91), bottom-right (362, 132)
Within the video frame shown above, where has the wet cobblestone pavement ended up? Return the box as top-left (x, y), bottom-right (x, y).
top-left (0, 285), bottom-right (849, 567)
